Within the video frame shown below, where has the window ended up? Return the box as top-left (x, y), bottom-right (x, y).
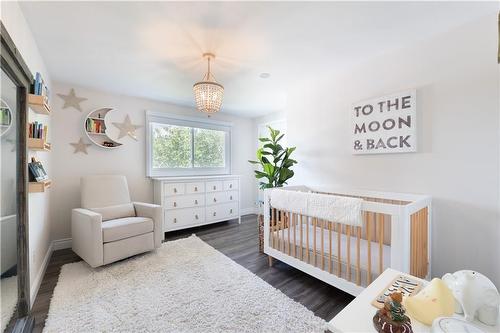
top-left (146, 111), bottom-right (231, 177)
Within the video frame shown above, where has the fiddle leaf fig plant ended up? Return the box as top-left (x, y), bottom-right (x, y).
top-left (249, 126), bottom-right (297, 189)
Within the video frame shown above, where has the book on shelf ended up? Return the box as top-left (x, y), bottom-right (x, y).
top-left (86, 117), bottom-right (106, 134)
top-left (28, 157), bottom-right (48, 182)
top-left (32, 72), bottom-right (50, 104)
top-left (28, 121), bottom-right (48, 139)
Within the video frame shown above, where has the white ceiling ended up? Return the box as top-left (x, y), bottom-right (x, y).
top-left (19, 1), bottom-right (494, 117)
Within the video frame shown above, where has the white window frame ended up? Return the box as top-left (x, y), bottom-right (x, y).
top-left (146, 111), bottom-right (232, 177)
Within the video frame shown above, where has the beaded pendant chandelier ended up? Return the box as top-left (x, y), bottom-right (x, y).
top-left (193, 53), bottom-right (224, 114)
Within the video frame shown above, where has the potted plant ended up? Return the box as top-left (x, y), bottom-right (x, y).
top-left (249, 126), bottom-right (297, 252)
top-left (249, 126), bottom-right (297, 190)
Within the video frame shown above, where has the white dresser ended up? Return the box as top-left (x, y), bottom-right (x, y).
top-left (153, 175), bottom-right (241, 235)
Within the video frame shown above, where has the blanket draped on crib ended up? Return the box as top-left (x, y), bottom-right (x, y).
top-left (269, 189), bottom-right (363, 227)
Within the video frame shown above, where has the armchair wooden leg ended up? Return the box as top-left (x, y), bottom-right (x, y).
top-left (268, 256), bottom-right (273, 267)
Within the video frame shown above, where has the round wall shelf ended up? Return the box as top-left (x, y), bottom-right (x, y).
top-left (84, 107), bottom-right (122, 149)
top-left (0, 98), bottom-right (13, 138)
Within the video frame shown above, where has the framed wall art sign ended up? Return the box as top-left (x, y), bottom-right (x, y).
top-left (352, 89), bottom-right (417, 155)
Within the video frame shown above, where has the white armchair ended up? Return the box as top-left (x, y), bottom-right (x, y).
top-left (72, 175), bottom-right (162, 268)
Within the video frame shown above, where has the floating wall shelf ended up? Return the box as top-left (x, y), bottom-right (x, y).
top-left (28, 94), bottom-right (51, 115)
top-left (29, 179), bottom-right (52, 193)
top-left (27, 137), bottom-right (51, 151)
top-left (84, 107), bottom-right (122, 149)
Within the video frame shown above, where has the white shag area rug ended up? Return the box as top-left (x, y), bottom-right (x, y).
top-left (44, 235), bottom-right (327, 333)
top-left (1, 275), bottom-right (17, 332)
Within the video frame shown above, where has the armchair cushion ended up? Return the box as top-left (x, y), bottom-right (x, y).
top-left (134, 202), bottom-right (163, 248)
top-left (102, 216), bottom-right (153, 243)
top-left (91, 203), bottom-right (135, 222)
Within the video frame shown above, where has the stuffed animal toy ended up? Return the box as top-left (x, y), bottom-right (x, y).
top-left (442, 270), bottom-right (499, 326)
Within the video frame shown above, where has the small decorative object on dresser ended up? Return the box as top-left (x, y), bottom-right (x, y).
top-left (405, 278), bottom-right (455, 326)
top-left (442, 270), bottom-right (499, 326)
top-left (373, 292), bottom-right (413, 333)
top-left (153, 175), bottom-right (240, 236)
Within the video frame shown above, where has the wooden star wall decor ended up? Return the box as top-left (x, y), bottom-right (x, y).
top-left (70, 137), bottom-right (91, 154)
top-left (112, 114), bottom-right (141, 141)
top-left (57, 88), bottom-right (87, 112)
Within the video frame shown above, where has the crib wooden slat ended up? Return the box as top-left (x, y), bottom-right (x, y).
top-left (337, 223), bottom-right (341, 277)
top-left (346, 225), bottom-right (351, 282)
top-left (321, 219), bottom-right (325, 270)
top-left (378, 213), bottom-right (384, 275)
top-left (306, 217), bottom-right (310, 264)
top-left (276, 210), bottom-right (280, 250)
top-left (411, 211), bottom-right (416, 276)
top-left (367, 212), bottom-right (372, 284)
top-left (287, 212), bottom-right (291, 255)
top-left (356, 226), bottom-right (361, 286)
top-left (271, 208), bottom-right (276, 248)
top-left (300, 215), bottom-right (303, 260)
top-left (424, 207), bottom-right (429, 277)
top-left (281, 211), bottom-right (285, 252)
top-left (329, 221), bottom-right (332, 273)
top-left (293, 213), bottom-right (297, 258)
top-left (418, 209), bottom-right (423, 277)
top-left (313, 218), bottom-right (317, 267)
top-left (417, 210), bottom-right (420, 277)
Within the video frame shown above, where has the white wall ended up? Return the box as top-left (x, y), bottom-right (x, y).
top-left (1, 1), bottom-right (53, 291)
top-left (285, 14), bottom-right (500, 286)
top-left (50, 82), bottom-right (256, 241)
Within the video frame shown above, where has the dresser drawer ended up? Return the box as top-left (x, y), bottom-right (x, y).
top-left (164, 183), bottom-right (185, 196)
top-left (223, 179), bottom-right (238, 191)
top-left (164, 194), bottom-right (205, 210)
top-left (206, 191), bottom-right (238, 205)
top-left (224, 190), bottom-right (238, 203)
top-left (206, 203), bottom-right (238, 222)
top-left (164, 207), bottom-right (204, 229)
top-left (206, 181), bottom-right (223, 192)
top-left (185, 182), bottom-right (205, 194)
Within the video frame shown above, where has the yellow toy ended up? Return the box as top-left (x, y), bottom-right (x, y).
top-left (404, 278), bottom-right (454, 326)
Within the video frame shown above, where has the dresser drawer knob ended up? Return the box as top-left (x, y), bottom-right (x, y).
top-left (213, 185), bottom-right (216, 190)
top-left (195, 186), bottom-right (198, 192)
top-left (173, 188), bottom-right (177, 193)
top-left (195, 214), bottom-right (199, 220)
top-left (229, 184), bottom-right (233, 188)
top-left (230, 209), bottom-right (233, 214)
top-left (213, 212), bottom-right (216, 217)
top-left (213, 198), bottom-right (217, 203)
top-left (230, 196), bottom-right (233, 200)
top-left (173, 218), bottom-right (177, 223)
top-left (195, 199), bottom-right (198, 204)
top-left (173, 202), bottom-right (177, 207)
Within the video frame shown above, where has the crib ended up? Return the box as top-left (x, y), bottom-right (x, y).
top-left (263, 186), bottom-right (431, 296)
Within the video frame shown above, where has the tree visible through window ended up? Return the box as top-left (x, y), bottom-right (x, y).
top-left (152, 123), bottom-right (226, 170)
top-left (194, 128), bottom-right (225, 168)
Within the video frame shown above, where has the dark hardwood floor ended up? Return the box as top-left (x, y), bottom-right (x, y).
top-left (30, 214), bottom-right (354, 332)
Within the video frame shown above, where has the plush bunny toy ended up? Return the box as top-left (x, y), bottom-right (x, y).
top-left (442, 270), bottom-right (499, 326)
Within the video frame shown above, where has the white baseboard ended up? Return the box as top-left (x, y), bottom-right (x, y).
top-left (240, 207), bottom-right (259, 216)
top-left (30, 242), bottom-right (53, 307)
top-left (53, 238), bottom-right (72, 250)
top-left (30, 238), bottom-right (73, 307)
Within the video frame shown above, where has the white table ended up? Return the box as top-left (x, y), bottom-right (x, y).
top-left (329, 268), bottom-right (499, 333)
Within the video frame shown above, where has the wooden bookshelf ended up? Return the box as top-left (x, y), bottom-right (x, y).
top-left (29, 179), bottom-right (51, 193)
top-left (27, 137), bottom-right (51, 151)
top-left (28, 94), bottom-right (51, 115)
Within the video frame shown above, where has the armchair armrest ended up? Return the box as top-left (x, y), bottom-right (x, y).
top-left (134, 202), bottom-right (162, 247)
top-left (71, 208), bottom-right (104, 267)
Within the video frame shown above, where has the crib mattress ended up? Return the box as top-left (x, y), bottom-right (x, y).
top-left (271, 223), bottom-right (391, 272)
